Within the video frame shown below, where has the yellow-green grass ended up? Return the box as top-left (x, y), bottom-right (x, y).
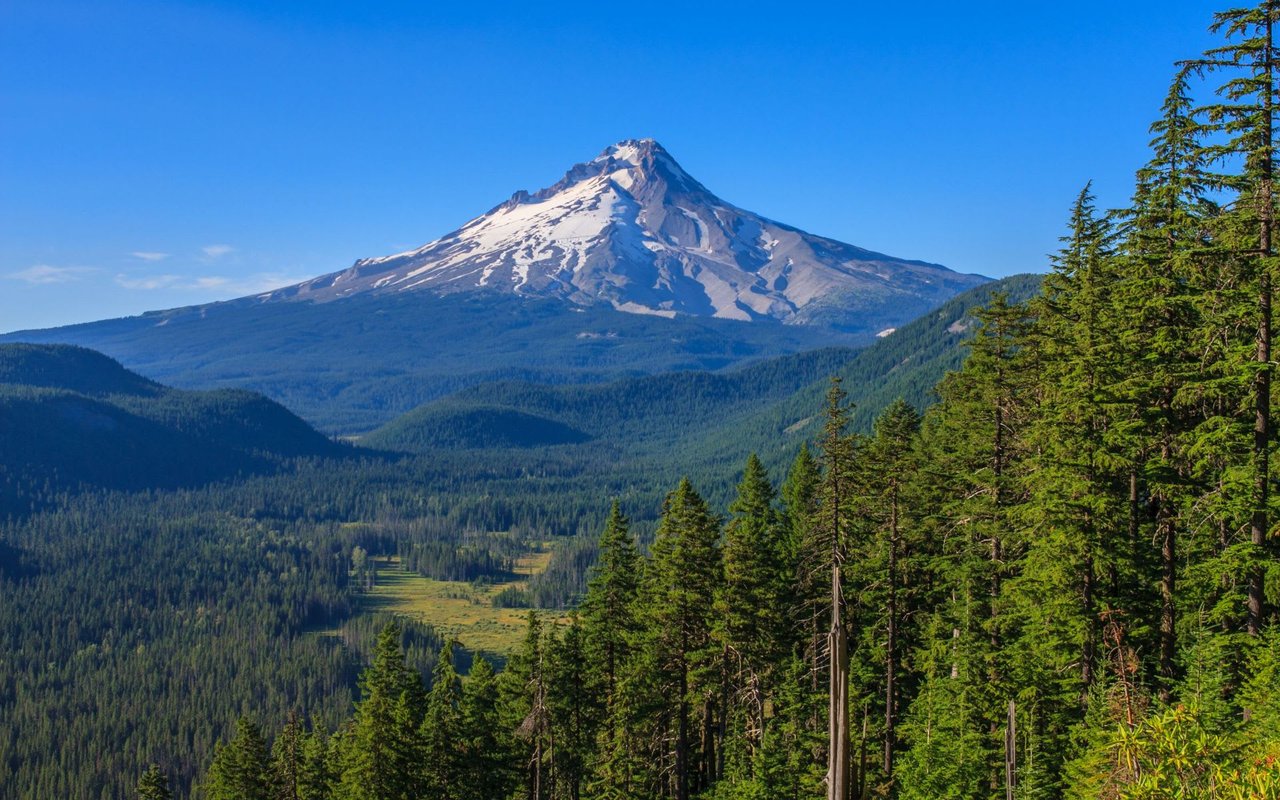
top-left (348, 551), bottom-right (564, 654)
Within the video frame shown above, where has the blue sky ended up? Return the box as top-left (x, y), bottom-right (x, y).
top-left (0, 0), bottom-right (1221, 332)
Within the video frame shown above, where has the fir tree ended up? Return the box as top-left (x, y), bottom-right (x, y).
top-left (638, 478), bottom-right (724, 800)
top-left (548, 615), bottom-right (598, 800)
top-left (579, 502), bottom-right (647, 799)
top-left (136, 764), bottom-right (171, 800)
top-left (717, 453), bottom-right (786, 776)
top-left (1186, 0), bottom-right (1280, 636)
top-left (336, 622), bottom-right (426, 800)
top-left (422, 641), bottom-right (465, 800)
top-left (913, 291), bottom-right (1035, 790)
top-left (894, 620), bottom-right (986, 800)
top-left (271, 711), bottom-right (306, 800)
top-left (859, 399), bottom-right (922, 791)
top-left (204, 717), bottom-right (273, 800)
top-left (580, 501), bottom-right (641, 706)
top-left (460, 656), bottom-right (516, 800)
top-left (297, 721), bottom-right (335, 800)
top-left (1112, 70), bottom-right (1209, 703)
top-left (783, 441), bottom-right (826, 721)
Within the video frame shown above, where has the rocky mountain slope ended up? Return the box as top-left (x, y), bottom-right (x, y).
top-left (267, 138), bottom-right (987, 329)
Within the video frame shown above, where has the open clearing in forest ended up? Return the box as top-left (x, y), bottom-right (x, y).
top-left (350, 551), bottom-right (562, 654)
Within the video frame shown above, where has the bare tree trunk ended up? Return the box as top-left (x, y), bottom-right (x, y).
top-left (828, 564), bottom-right (850, 800)
top-left (532, 739), bottom-right (541, 800)
top-left (1005, 700), bottom-right (1017, 800)
top-left (677, 664), bottom-right (689, 800)
top-left (1158, 494), bottom-right (1177, 703)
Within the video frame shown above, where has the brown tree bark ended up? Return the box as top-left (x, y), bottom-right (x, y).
top-left (828, 563), bottom-right (850, 800)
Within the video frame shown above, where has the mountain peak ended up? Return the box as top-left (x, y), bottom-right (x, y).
top-left (529, 137), bottom-right (702, 203)
top-left (593, 138), bottom-right (668, 168)
top-left (599, 136), bottom-right (659, 155)
top-left (268, 140), bottom-right (988, 329)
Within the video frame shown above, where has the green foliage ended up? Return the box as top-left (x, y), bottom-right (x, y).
top-left (581, 501), bottom-right (642, 701)
top-left (337, 622), bottom-right (427, 800)
top-left (364, 404), bottom-right (592, 450)
top-left (422, 642), bottom-right (465, 798)
top-left (135, 764), bottom-right (172, 800)
top-left (1105, 704), bottom-right (1280, 799)
top-left (204, 717), bottom-right (272, 800)
top-left (895, 673), bottom-right (987, 800)
top-left (636, 478), bottom-right (725, 798)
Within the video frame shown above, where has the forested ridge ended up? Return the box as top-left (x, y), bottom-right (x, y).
top-left (173, 6), bottom-right (1280, 799)
top-left (0, 344), bottom-right (343, 504)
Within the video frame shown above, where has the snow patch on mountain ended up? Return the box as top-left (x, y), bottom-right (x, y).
top-left (265, 139), bottom-right (988, 326)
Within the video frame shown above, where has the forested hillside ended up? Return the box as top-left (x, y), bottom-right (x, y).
top-left (0, 291), bottom-right (870, 434)
top-left (0, 345), bottom-right (342, 509)
top-left (177, 5), bottom-right (1280, 799)
top-left (365, 275), bottom-right (1041, 458)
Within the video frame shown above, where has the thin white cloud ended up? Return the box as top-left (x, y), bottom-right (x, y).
top-left (115, 274), bottom-right (184, 290)
top-left (7, 265), bottom-right (96, 285)
top-left (202, 244), bottom-right (234, 259)
top-left (130, 251), bottom-right (170, 262)
top-left (115, 271), bottom-right (307, 294)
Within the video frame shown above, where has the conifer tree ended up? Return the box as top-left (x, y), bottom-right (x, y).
top-left (548, 615), bottom-right (598, 800)
top-left (1113, 70), bottom-right (1210, 699)
top-left (783, 442), bottom-right (827, 713)
top-left (717, 453), bottom-right (786, 775)
top-left (907, 292), bottom-right (1035, 790)
top-left (578, 501), bottom-right (646, 798)
top-left (580, 501), bottom-right (641, 705)
top-left (1028, 183), bottom-right (1123, 697)
top-left (638, 478), bottom-right (724, 800)
top-left (459, 656), bottom-right (516, 800)
top-left (978, 187), bottom-right (1130, 795)
top-left (136, 764), bottom-right (171, 800)
top-left (1186, 0), bottom-right (1280, 636)
top-left (298, 721), bottom-right (335, 800)
top-left (422, 641), bottom-right (465, 800)
top-left (204, 717), bottom-right (273, 800)
top-left (271, 711), bottom-right (306, 800)
top-left (894, 620), bottom-right (987, 800)
top-left (859, 399), bottom-right (922, 791)
top-left (503, 613), bottom-right (554, 800)
top-left (336, 622), bottom-right (425, 800)
top-left (756, 654), bottom-right (825, 800)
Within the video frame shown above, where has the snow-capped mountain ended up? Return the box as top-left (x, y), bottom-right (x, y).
top-left (0, 140), bottom-right (997, 433)
top-left (267, 139), bottom-right (987, 325)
